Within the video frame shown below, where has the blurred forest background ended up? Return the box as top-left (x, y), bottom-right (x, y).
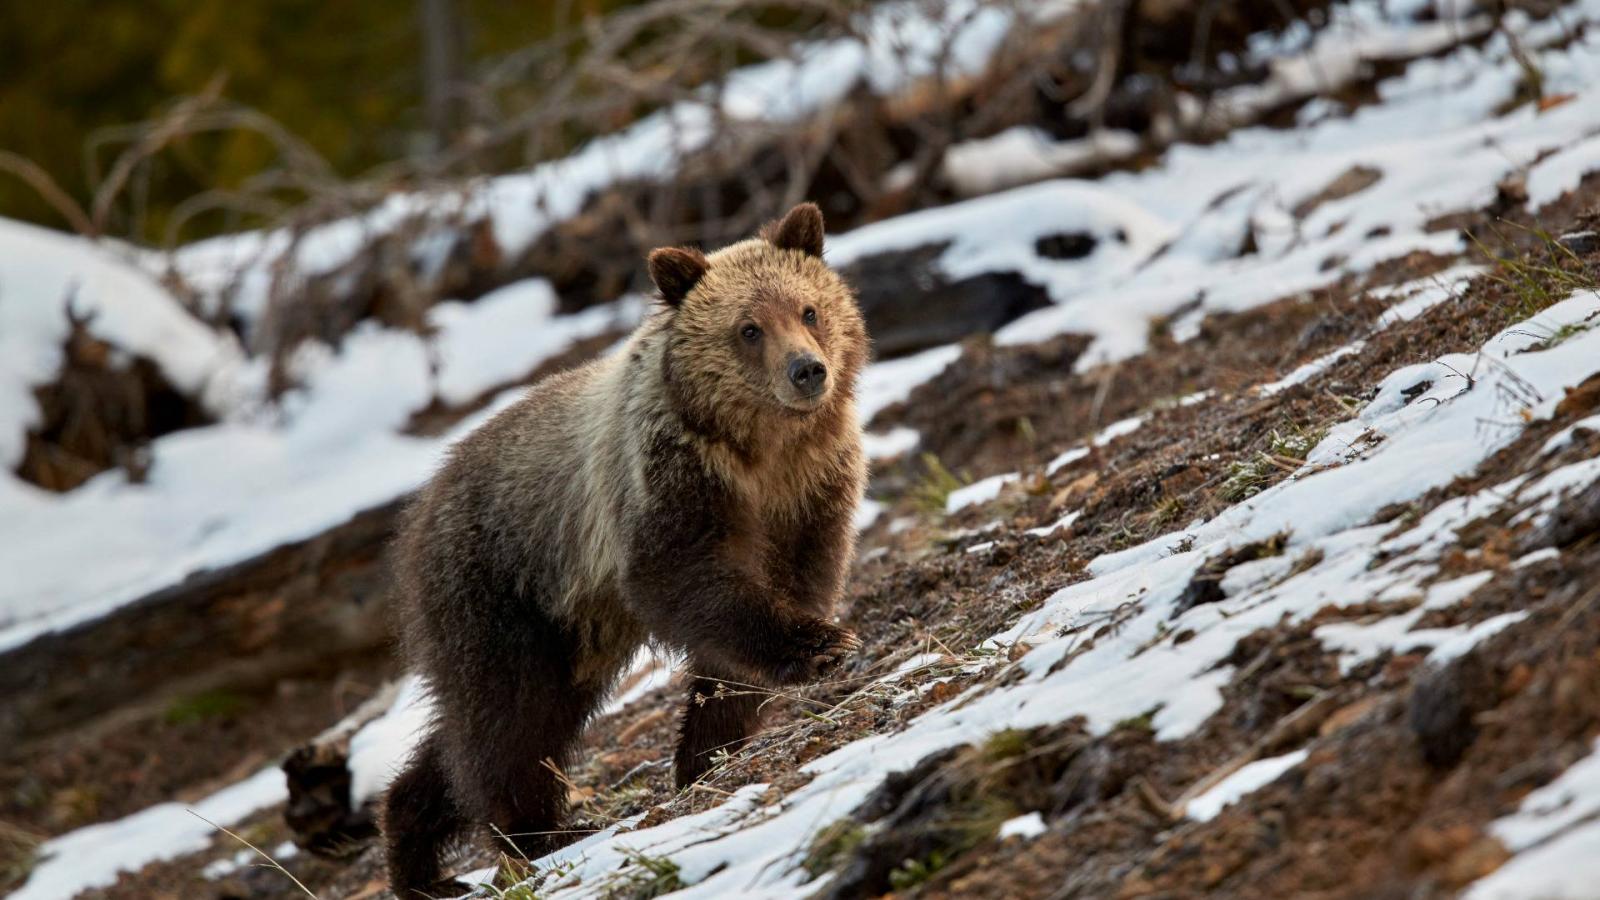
top-left (0, 0), bottom-right (842, 245)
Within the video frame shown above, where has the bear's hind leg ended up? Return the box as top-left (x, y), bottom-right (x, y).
top-left (382, 731), bottom-right (468, 897)
top-left (454, 675), bottom-right (607, 862)
top-left (674, 667), bottom-right (765, 788)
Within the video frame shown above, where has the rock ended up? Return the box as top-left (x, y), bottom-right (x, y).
top-left (1557, 230), bottom-right (1598, 255)
top-left (838, 243), bottom-right (1052, 359)
top-left (1408, 651), bottom-right (1496, 768)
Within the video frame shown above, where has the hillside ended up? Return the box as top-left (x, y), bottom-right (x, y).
top-left (4, 1), bottom-right (1600, 898)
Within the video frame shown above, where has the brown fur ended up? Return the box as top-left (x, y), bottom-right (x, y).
top-left (381, 204), bottom-right (868, 895)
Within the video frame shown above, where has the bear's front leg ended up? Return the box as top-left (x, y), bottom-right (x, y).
top-left (624, 546), bottom-right (861, 688)
top-left (674, 666), bottom-right (763, 787)
top-left (765, 616), bottom-right (862, 685)
top-left (672, 628), bottom-right (859, 787)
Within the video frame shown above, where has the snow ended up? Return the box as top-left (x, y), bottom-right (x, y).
top-left (1512, 546), bottom-right (1561, 569)
top-left (1045, 446), bottom-right (1090, 475)
top-left (0, 322), bottom-right (456, 651)
top-left (1543, 412), bottom-right (1600, 454)
top-left (1045, 415), bottom-right (1144, 475)
top-left (0, 218), bottom-right (242, 469)
top-left (861, 426), bottom-right (920, 460)
top-left (945, 471), bottom-right (1019, 514)
top-left (1025, 510), bottom-right (1080, 539)
top-left (453, 10), bottom-right (1600, 890)
top-left (1217, 6), bottom-right (1493, 123)
top-left (10, 767), bottom-right (286, 900)
top-left (931, 3), bottom-right (1600, 371)
top-left (1257, 342), bottom-right (1364, 396)
top-left (1186, 749), bottom-right (1310, 822)
top-left (997, 811), bottom-right (1048, 840)
top-left (346, 677), bottom-right (437, 805)
top-left (937, 128), bottom-right (1141, 197)
top-left (342, 650), bottom-right (678, 814)
top-left (0, 281), bottom-right (618, 651)
top-left (12, 0), bottom-right (1600, 656)
top-left (853, 498), bottom-right (886, 532)
top-left (429, 283), bottom-right (638, 406)
top-left (1464, 824), bottom-right (1600, 900)
top-left (1467, 739), bottom-right (1600, 899)
top-left (1373, 265), bottom-right (1483, 328)
top-left (1489, 740), bottom-right (1600, 852)
top-left (200, 841), bottom-right (297, 881)
top-left (0, 0), bottom-right (1066, 651)
top-left (855, 343), bottom-right (962, 424)
top-left (828, 181), bottom-right (1177, 329)
top-left (8, 646), bottom-right (682, 900)
top-left (1526, 130), bottom-right (1600, 210)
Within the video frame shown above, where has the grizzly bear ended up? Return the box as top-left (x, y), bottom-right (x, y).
top-left (381, 203), bottom-right (868, 895)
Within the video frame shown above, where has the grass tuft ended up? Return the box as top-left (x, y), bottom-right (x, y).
top-left (1220, 425), bottom-right (1326, 503)
top-left (604, 848), bottom-right (683, 900)
top-left (801, 819), bottom-right (870, 880)
top-left (909, 452), bottom-right (968, 516)
top-left (165, 689), bottom-right (251, 725)
top-left (0, 822), bottom-right (42, 893)
top-left (889, 850), bottom-right (949, 891)
top-left (1470, 221), bottom-right (1599, 324)
top-left (1115, 704), bottom-right (1164, 734)
top-left (982, 728), bottom-right (1032, 762)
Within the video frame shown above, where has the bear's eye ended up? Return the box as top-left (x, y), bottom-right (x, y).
top-left (802, 307), bottom-right (818, 326)
top-left (740, 323), bottom-right (762, 343)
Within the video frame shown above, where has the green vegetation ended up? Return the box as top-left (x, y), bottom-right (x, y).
top-left (889, 850), bottom-right (949, 891)
top-left (1471, 223), bottom-right (1600, 323)
top-left (0, 1), bottom-right (488, 238)
top-left (164, 688), bottom-right (251, 724)
top-left (1532, 320), bottom-right (1596, 350)
top-left (1150, 493), bottom-right (1186, 529)
top-left (604, 848), bottom-right (683, 900)
top-left (981, 728), bottom-right (1032, 762)
top-left (909, 453), bottom-right (968, 517)
top-left (1115, 703), bottom-right (1163, 733)
top-left (1220, 425), bottom-right (1327, 502)
top-left (802, 819), bottom-right (870, 879)
top-left (0, 822), bottom-right (41, 893)
top-left (484, 883), bottom-right (543, 900)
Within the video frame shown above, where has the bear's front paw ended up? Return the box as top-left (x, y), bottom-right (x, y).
top-left (775, 620), bottom-right (861, 684)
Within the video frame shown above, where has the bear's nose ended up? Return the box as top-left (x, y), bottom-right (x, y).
top-left (788, 355), bottom-right (828, 395)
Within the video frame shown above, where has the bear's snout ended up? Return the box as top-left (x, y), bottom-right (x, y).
top-left (787, 354), bottom-right (828, 397)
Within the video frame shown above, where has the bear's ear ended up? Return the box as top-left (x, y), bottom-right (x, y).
top-left (763, 202), bottom-right (825, 258)
top-left (647, 247), bottom-right (709, 306)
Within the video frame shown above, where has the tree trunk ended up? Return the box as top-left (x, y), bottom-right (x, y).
top-left (418, 0), bottom-right (464, 149)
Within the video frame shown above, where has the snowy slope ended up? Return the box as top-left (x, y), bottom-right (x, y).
top-left (487, 291), bottom-right (1600, 900)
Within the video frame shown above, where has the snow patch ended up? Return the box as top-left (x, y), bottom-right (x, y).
top-left (1186, 749), bottom-right (1310, 822)
top-left (945, 472), bottom-right (1019, 514)
top-left (10, 767), bottom-right (286, 900)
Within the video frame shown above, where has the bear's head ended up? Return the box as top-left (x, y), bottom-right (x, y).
top-left (649, 203), bottom-right (867, 443)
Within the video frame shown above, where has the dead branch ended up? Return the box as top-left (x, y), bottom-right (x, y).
top-left (0, 150), bottom-right (95, 236)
